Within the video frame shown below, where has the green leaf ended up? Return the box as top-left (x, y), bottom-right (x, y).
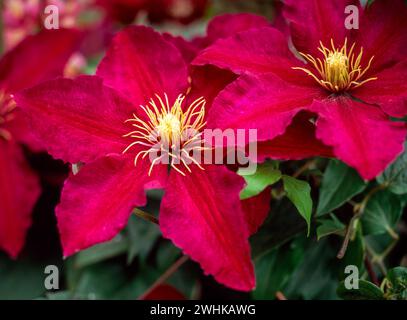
top-left (75, 235), bottom-right (128, 269)
top-left (0, 256), bottom-right (47, 300)
top-left (252, 240), bottom-right (305, 299)
top-left (72, 263), bottom-right (127, 299)
top-left (282, 175), bottom-right (312, 235)
top-left (316, 213), bottom-right (346, 240)
top-left (377, 141), bottom-right (407, 195)
top-left (361, 190), bottom-right (402, 236)
top-left (283, 238), bottom-right (338, 299)
top-left (317, 160), bottom-right (366, 216)
top-left (385, 267), bottom-right (407, 300)
top-left (127, 214), bottom-right (160, 264)
top-left (337, 280), bottom-right (384, 300)
top-left (239, 162), bottom-right (281, 200)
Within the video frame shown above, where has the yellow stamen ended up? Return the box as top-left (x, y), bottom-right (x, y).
top-left (293, 38), bottom-right (378, 93)
top-left (123, 93), bottom-right (208, 176)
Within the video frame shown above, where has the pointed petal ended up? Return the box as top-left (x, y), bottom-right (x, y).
top-left (207, 74), bottom-right (323, 145)
top-left (15, 76), bottom-right (135, 164)
top-left (160, 165), bottom-right (255, 291)
top-left (0, 28), bottom-right (83, 93)
top-left (352, 60), bottom-right (407, 118)
top-left (311, 97), bottom-right (406, 180)
top-left (57, 155), bottom-right (166, 257)
top-left (97, 26), bottom-right (188, 105)
top-left (283, 0), bottom-right (355, 56)
top-left (0, 141), bottom-right (40, 258)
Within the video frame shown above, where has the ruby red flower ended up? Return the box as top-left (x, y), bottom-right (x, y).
top-left (193, 0), bottom-right (407, 179)
top-left (0, 29), bottom-right (82, 258)
top-left (15, 26), bottom-right (271, 291)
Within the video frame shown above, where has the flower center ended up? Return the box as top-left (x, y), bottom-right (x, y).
top-left (0, 91), bottom-right (16, 141)
top-left (123, 93), bottom-right (207, 176)
top-left (293, 38), bottom-right (378, 93)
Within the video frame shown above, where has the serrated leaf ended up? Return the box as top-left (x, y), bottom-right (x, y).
top-left (361, 190), bottom-right (402, 236)
top-left (377, 141), bottom-right (407, 195)
top-left (239, 162), bottom-right (281, 200)
top-left (316, 213), bottom-right (346, 240)
top-left (282, 175), bottom-right (312, 235)
top-left (317, 160), bottom-right (366, 216)
top-left (337, 279), bottom-right (384, 300)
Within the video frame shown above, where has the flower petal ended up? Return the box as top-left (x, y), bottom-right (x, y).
top-left (160, 165), bottom-right (255, 291)
top-left (242, 188), bottom-right (271, 235)
top-left (0, 28), bottom-right (83, 93)
top-left (206, 13), bottom-right (270, 44)
top-left (283, 0), bottom-right (354, 56)
top-left (187, 65), bottom-right (237, 110)
top-left (255, 113), bottom-right (334, 162)
top-left (207, 73), bottom-right (323, 145)
top-left (15, 76), bottom-right (134, 164)
top-left (57, 154), bottom-right (166, 257)
top-left (311, 97), bottom-right (406, 180)
top-left (97, 26), bottom-right (189, 105)
top-left (193, 27), bottom-right (297, 77)
top-left (0, 141), bottom-right (40, 258)
top-left (352, 60), bottom-right (407, 118)
top-left (355, 0), bottom-right (407, 72)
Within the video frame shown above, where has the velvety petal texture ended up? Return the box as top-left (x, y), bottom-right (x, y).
top-left (352, 60), bottom-right (407, 118)
top-left (193, 27), bottom-right (296, 77)
top-left (207, 74), bottom-right (323, 144)
top-left (15, 76), bottom-right (134, 164)
top-left (355, 0), bottom-right (407, 72)
top-left (255, 113), bottom-right (334, 162)
top-left (0, 141), bottom-right (41, 258)
top-left (97, 26), bottom-right (189, 105)
top-left (283, 0), bottom-right (354, 57)
top-left (57, 155), bottom-right (166, 257)
top-left (311, 97), bottom-right (406, 180)
top-left (160, 164), bottom-right (255, 291)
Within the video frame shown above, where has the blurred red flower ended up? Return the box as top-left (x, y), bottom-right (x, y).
top-left (0, 29), bottom-right (82, 258)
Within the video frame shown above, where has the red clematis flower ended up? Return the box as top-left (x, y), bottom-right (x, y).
top-left (193, 0), bottom-right (407, 179)
top-left (0, 28), bottom-right (82, 258)
top-left (15, 26), bottom-right (271, 291)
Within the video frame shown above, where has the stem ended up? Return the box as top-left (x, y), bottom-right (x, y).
top-left (364, 254), bottom-right (380, 286)
top-left (134, 208), bottom-right (159, 225)
top-left (337, 183), bottom-right (386, 258)
top-left (138, 255), bottom-right (189, 300)
top-left (293, 159), bottom-right (316, 178)
top-left (275, 291), bottom-right (288, 300)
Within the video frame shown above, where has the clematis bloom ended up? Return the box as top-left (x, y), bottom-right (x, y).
top-left (16, 26), bottom-right (271, 291)
top-left (193, 0), bottom-right (407, 179)
top-left (0, 29), bottom-right (82, 258)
